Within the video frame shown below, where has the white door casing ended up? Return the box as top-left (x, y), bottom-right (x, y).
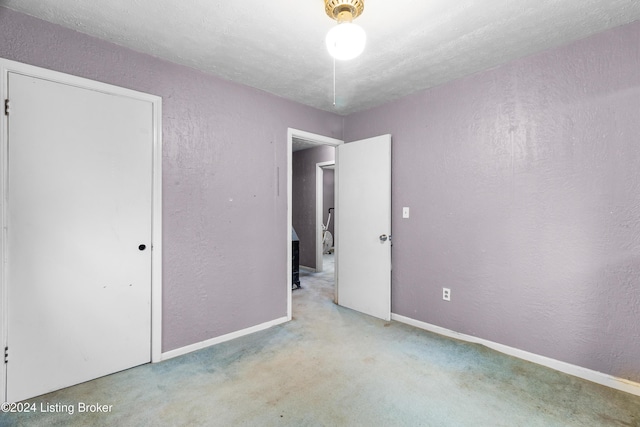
top-left (336, 135), bottom-right (392, 321)
top-left (0, 60), bottom-right (163, 403)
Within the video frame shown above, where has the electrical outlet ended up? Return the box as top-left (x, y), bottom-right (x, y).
top-left (442, 288), bottom-right (451, 301)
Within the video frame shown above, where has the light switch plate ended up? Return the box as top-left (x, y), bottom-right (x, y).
top-left (402, 207), bottom-right (410, 218)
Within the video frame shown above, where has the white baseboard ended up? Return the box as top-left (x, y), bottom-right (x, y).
top-left (391, 313), bottom-right (640, 397)
top-left (160, 316), bottom-right (289, 361)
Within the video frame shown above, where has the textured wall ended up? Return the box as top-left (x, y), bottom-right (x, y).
top-left (4, 5), bottom-right (640, 384)
top-left (0, 7), bottom-right (343, 352)
top-left (292, 146), bottom-right (335, 269)
top-left (344, 21), bottom-right (640, 382)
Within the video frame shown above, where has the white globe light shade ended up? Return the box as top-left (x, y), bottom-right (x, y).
top-left (325, 22), bottom-right (366, 61)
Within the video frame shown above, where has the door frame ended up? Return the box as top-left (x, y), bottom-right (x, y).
top-left (287, 128), bottom-right (342, 319)
top-left (0, 59), bottom-right (163, 402)
top-left (315, 161), bottom-right (335, 273)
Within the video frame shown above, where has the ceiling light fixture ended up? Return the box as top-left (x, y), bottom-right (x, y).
top-left (325, 0), bottom-right (366, 61)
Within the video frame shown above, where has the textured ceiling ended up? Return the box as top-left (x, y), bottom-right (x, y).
top-left (3, 0), bottom-right (640, 115)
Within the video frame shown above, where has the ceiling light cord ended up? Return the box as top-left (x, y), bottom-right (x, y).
top-left (333, 56), bottom-right (336, 107)
top-left (326, 0), bottom-right (365, 108)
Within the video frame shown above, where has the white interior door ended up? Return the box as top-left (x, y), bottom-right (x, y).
top-left (336, 135), bottom-right (391, 321)
top-left (6, 72), bottom-right (153, 402)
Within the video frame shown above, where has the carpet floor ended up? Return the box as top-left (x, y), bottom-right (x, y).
top-left (1, 254), bottom-right (639, 426)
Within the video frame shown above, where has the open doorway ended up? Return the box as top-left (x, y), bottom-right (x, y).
top-left (315, 161), bottom-right (335, 273)
top-left (292, 147), bottom-right (334, 272)
top-left (287, 129), bottom-right (343, 320)
top-left (287, 130), bottom-right (393, 322)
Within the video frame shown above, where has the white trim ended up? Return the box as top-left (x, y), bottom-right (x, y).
top-left (150, 95), bottom-right (163, 364)
top-left (334, 147), bottom-right (340, 305)
top-left (287, 128), bottom-right (342, 320)
top-left (0, 62), bottom-right (7, 404)
top-left (161, 316), bottom-right (289, 361)
top-left (290, 129), bottom-right (343, 147)
top-left (315, 161), bottom-right (335, 272)
top-left (287, 130), bottom-right (293, 320)
top-left (0, 58), bottom-right (163, 401)
top-left (391, 314), bottom-right (640, 397)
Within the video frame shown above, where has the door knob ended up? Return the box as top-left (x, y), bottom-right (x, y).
top-left (139, 244), bottom-right (146, 251)
top-left (379, 234), bottom-right (388, 242)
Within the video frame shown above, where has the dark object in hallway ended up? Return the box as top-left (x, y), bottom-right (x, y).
top-left (292, 227), bottom-right (300, 289)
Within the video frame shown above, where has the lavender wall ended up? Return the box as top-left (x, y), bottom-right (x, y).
top-left (0, 7), bottom-right (343, 352)
top-left (292, 146), bottom-right (335, 268)
top-left (344, 21), bottom-right (640, 382)
top-left (3, 5), bottom-right (639, 383)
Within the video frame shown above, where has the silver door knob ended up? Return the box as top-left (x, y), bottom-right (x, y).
top-left (379, 234), bottom-right (388, 242)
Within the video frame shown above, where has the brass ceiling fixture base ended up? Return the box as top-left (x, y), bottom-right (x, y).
top-left (325, 0), bottom-right (365, 23)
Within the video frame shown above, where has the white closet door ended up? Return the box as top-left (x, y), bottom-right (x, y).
top-left (7, 72), bottom-right (153, 402)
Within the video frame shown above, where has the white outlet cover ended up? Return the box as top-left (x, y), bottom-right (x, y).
top-left (403, 207), bottom-right (410, 218)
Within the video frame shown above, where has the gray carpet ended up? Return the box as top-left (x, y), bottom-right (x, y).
top-left (2, 254), bottom-right (639, 426)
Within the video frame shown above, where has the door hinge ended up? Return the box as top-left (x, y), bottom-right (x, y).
top-left (4, 347), bottom-right (7, 364)
top-left (4, 99), bottom-right (9, 116)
